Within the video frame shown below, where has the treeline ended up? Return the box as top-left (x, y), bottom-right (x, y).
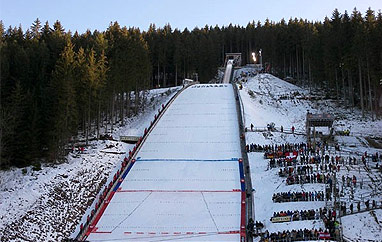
top-left (0, 21), bottom-right (152, 168)
top-left (145, 8), bottom-right (382, 119)
top-left (1, 7), bottom-right (381, 168)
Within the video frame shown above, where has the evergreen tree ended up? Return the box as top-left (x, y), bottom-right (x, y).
top-left (49, 41), bottom-right (78, 160)
top-left (84, 48), bottom-right (99, 145)
top-left (5, 82), bottom-right (30, 166)
top-left (1, 8), bottom-right (381, 167)
top-left (96, 50), bottom-right (108, 138)
top-left (31, 18), bottom-right (42, 39)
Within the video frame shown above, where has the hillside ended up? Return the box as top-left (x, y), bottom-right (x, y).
top-left (237, 72), bottom-right (382, 242)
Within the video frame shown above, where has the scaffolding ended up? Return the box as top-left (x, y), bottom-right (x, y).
top-left (306, 112), bottom-right (335, 149)
top-left (224, 53), bottom-right (242, 67)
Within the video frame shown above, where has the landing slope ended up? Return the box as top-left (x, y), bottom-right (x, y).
top-left (87, 84), bottom-right (243, 241)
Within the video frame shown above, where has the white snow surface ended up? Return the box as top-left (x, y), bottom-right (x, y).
top-left (342, 209), bottom-right (382, 241)
top-left (87, 84), bottom-right (242, 241)
top-left (238, 73), bottom-right (382, 242)
top-left (1, 71), bottom-right (381, 242)
top-left (0, 87), bottom-right (180, 241)
top-left (223, 60), bottom-right (234, 83)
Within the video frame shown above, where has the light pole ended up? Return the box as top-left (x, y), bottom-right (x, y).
top-left (252, 52), bottom-right (256, 63)
top-left (259, 49), bottom-right (262, 67)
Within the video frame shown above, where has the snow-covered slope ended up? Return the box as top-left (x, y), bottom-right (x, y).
top-left (239, 74), bottom-right (324, 235)
top-left (238, 72), bottom-right (382, 242)
top-left (1, 70), bottom-right (381, 242)
top-left (87, 84), bottom-right (243, 241)
top-left (0, 87), bottom-right (179, 241)
top-left (342, 209), bottom-right (382, 241)
top-left (241, 73), bottom-right (310, 134)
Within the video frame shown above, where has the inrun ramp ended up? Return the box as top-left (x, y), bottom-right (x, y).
top-left (223, 60), bottom-right (234, 83)
top-left (87, 84), bottom-right (244, 241)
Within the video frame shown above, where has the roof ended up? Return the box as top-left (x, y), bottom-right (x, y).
top-left (306, 113), bottom-right (334, 127)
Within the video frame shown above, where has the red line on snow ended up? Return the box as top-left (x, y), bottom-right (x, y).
top-left (117, 189), bottom-right (241, 193)
top-left (122, 231), bottom-right (240, 235)
top-left (86, 191), bottom-right (116, 236)
top-left (218, 231), bottom-right (240, 234)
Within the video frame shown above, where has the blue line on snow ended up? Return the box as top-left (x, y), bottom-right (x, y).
top-left (113, 162), bottom-right (136, 192)
top-left (136, 158), bottom-right (237, 162)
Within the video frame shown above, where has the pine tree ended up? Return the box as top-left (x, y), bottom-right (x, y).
top-left (351, 8), bottom-right (366, 116)
top-left (49, 41), bottom-right (78, 160)
top-left (30, 18), bottom-right (42, 39)
top-left (84, 48), bottom-right (98, 145)
top-left (364, 8), bottom-right (376, 118)
top-left (2, 8), bottom-right (382, 167)
top-left (96, 50), bottom-right (108, 138)
top-left (5, 82), bottom-right (30, 166)
top-left (173, 29), bottom-right (182, 86)
top-left (74, 47), bottom-right (87, 133)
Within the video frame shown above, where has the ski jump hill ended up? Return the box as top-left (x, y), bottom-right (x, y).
top-left (81, 79), bottom-right (246, 241)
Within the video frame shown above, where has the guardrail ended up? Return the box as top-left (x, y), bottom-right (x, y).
top-left (232, 82), bottom-right (253, 242)
top-left (245, 127), bottom-right (306, 136)
top-left (73, 84), bottom-right (195, 241)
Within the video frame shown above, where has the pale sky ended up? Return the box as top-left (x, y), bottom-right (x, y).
top-left (1, 0), bottom-right (381, 33)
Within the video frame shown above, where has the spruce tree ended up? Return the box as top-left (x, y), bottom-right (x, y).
top-left (6, 81), bottom-right (29, 167)
top-left (31, 18), bottom-right (42, 39)
top-left (49, 41), bottom-right (78, 160)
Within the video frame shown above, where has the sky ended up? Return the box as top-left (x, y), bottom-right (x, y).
top-left (1, 0), bottom-right (382, 33)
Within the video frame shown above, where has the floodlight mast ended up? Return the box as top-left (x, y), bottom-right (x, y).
top-left (252, 52), bottom-right (256, 62)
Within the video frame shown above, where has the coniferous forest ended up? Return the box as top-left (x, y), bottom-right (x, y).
top-left (0, 8), bottom-right (381, 168)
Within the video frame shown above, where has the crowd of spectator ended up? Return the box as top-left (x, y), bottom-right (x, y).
top-left (272, 191), bottom-right (325, 203)
top-left (246, 142), bottom-right (307, 154)
top-left (271, 209), bottom-right (320, 222)
top-left (341, 200), bottom-right (382, 215)
top-left (286, 173), bottom-right (332, 186)
top-left (278, 165), bottom-right (318, 176)
top-left (269, 154), bottom-right (344, 171)
top-left (269, 158), bottom-right (296, 168)
top-left (247, 143), bottom-right (381, 241)
top-left (259, 228), bottom-right (332, 242)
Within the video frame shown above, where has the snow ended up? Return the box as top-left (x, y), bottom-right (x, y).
top-left (237, 71), bottom-right (382, 242)
top-left (240, 74), bottom-right (308, 130)
top-left (117, 160), bottom-right (241, 191)
top-left (87, 192), bottom-right (241, 241)
top-left (138, 84), bottom-right (240, 160)
top-left (87, 83), bottom-right (243, 241)
top-left (223, 60), bottom-right (234, 83)
top-left (1, 70), bottom-right (381, 242)
top-left (342, 209), bottom-right (382, 241)
top-left (0, 87), bottom-right (180, 241)
top-left (250, 151), bottom-right (326, 233)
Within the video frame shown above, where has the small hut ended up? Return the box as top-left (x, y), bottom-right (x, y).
top-left (306, 112), bottom-right (335, 148)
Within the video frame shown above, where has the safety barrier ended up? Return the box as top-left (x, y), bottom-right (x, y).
top-left (232, 82), bottom-right (253, 242)
top-left (238, 158), bottom-right (247, 241)
top-left (245, 126), bottom-right (305, 135)
top-left (74, 84), bottom-right (195, 241)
